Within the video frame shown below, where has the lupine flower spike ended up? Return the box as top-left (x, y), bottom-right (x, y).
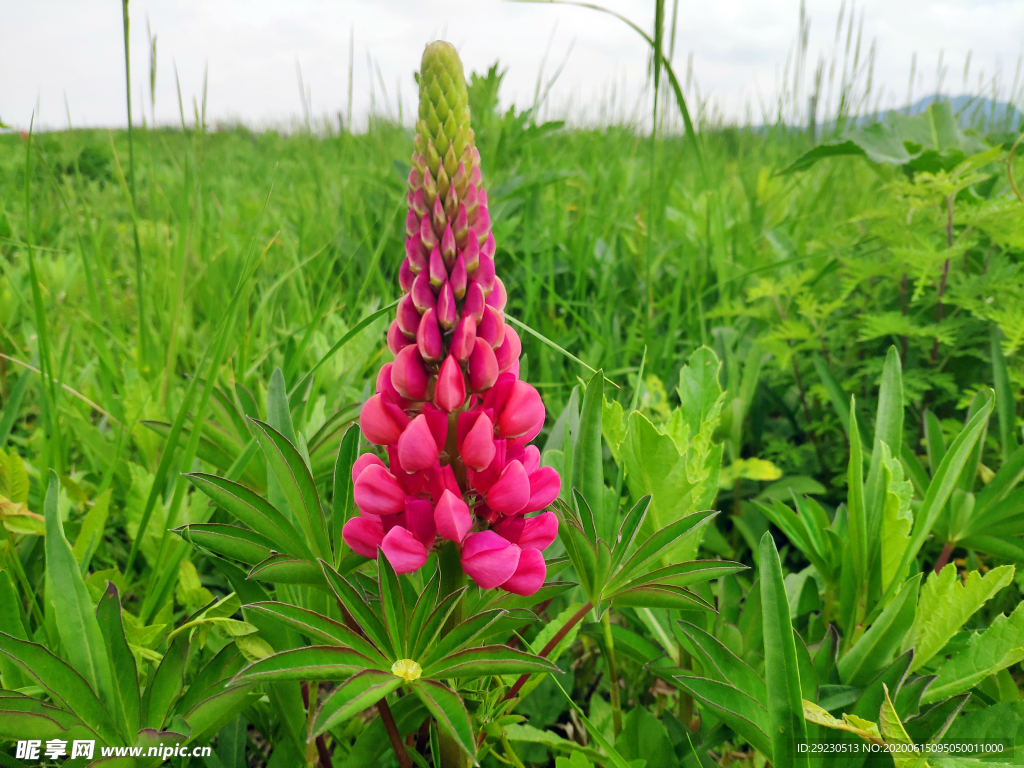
top-left (345, 41), bottom-right (559, 595)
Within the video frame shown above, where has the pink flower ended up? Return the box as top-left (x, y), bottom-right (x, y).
top-left (486, 460), bottom-right (530, 515)
top-left (342, 516), bottom-right (385, 558)
top-left (391, 346), bottom-right (430, 401)
top-left (450, 315), bottom-right (477, 362)
top-left (435, 355), bottom-right (466, 413)
top-left (498, 380), bottom-right (545, 439)
top-left (461, 531), bottom-right (521, 589)
top-left (434, 489), bottom-right (472, 543)
top-left (468, 338), bottom-right (498, 392)
top-left (353, 464), bottom-right (406, 516)
top-left (359, 393), bottom-right (409, 446)
top-left (381, 526), bottom-right (429, 574)
top-left (397, 414), bottom-right (441, 472)
top-left (461, 413), bottom-right (496, 472)
top-left (525, 467), bottom-right (561, 513)
top-left (500, 549), bottom-right (546, 596)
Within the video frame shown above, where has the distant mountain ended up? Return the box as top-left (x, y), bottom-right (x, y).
top-left (855, 95), bottom-right (1022, 131)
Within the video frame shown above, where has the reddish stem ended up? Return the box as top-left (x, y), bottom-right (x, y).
top-left (934, 541), bottom-right (956, 574)
top-left (503, 601), bottom-right (592, 701)
top-left (378, 698), bottom-right (413, 768)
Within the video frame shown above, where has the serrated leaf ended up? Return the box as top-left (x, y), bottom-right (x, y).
top-left (924, 600), bottom-right (1024, 704)
top-left (902, 564), bottom-right (1014, 671)
top-left (879, 685), bottom-right (927, 768)
top-left (880, 442), bottom-right (914, 593)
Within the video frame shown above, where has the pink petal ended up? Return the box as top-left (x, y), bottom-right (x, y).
top-left (501, 549), bottom-right (546, 596)
top-left (494, 325), bottom-right (521, 372)
top-left (342, 517), bottom-right (385, 558)
top-left (524, 467), bottom-right (561, 513)
top-left (486, 460), bottom-right (530, 515)
top-left (429, 246), bottom-right (447, 288)
top-left (397, 415), bottom-right (440, 472)
top-left (450, 252), bottom-right (467, 300)
top-left (352, 452), bottom-right (386, 483)
top-left (404, 498), bottom-right (437, 545)
top-left (353, 464), bottom-right (407, 516)
top-left (498, 381), bottom-right (544, 438)
top-left (461, 531), bottom-right (521, 589)
top-left (468, 338), bottom-right (499, 392)
top-left (434, 489), bottom-right (472, 543)
top-left (450, 315), bottom-right (477, 362)
top-left (381, 526), bottom-right (429, 574)
top-left (388, 320), bottom-right (413, 356)
top-left (416, 308), bottom-right (443, 362)
top-left (397, 293), bottom-right (421, 337)
top-left (461, 413), bottom-right (496, 472)
top-left (518, 512), bottom-right (558, 550)
top-left (359, 394), bottom-right (408, 446)
top-left (391, 345), bottom-right (429, 401)
top-left (477, 305), bottom-right (506, 349)
top-left (435, 356), bottom-right (467, 413)
top-left (437, 282), bottom-right (458, 329)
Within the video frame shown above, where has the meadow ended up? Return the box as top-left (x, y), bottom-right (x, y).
top-left (1, 32), bottom-right (1024, 768)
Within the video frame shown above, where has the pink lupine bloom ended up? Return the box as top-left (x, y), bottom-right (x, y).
top-left (342, 41), bottom-right (559, 594)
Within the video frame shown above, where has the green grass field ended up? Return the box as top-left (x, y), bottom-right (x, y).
top-left (1, 47), bottom-right (1024, 767)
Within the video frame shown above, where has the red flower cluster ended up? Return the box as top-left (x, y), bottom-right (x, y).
top-left (342, 44), bottom-right (559, 595)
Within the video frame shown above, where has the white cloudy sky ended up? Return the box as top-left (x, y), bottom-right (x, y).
top-left (2, 0), bottom-right (1022, 131)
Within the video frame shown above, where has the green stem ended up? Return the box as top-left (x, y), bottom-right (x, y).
top-left (601, 611), bottom-right (623, 737)
top-left (437, 540), bottom-right (467, 768)
top-left (122, 0), bottom-right (148, 371)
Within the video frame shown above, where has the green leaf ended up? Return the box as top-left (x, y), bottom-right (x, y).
top-left (0, 632), bottom-right (117, 742)
top-left (608, 509), bottom-right (717, 593)
top-left (581, 622), bottom-right (663, 666)
top-left (250, 418), bottom-right (331, 557)
top-left (232, 646), bottom-right (384, 683)
top-left (333, 425), bottom-right (359, 565)
top-left (420, 610), bottom-right (504, 668)
top-left (0, 570), bottom-right (28, 689)
top-left (611, 559), bottom-right (746, 593)
top-left (610, 583), bottom-right (714, 611)
top-left (175, 523), bottom-right (276, 564)
top-left (424, 645), bottom-right (559, 679)
top-left (879, 685), bottom-right (926, 768)
top-left (993, 327), bottom-right (1020, 464)
top-left (671, 675), bottom-right (772, 756)
top-left (923, 600), bottom-right (1024, 704)
top-left (505, 723), bottom-right (604, 763)
top-left (96, 583), bottom-right (141, 742)
top-left (243, 601), bottom-right (385, 661)
top-left (571, 370), bottom-right (607, 542)
top-left (175, 643), bottom-right (247, 719)
top-left (0, 692), bottom-right (95, 741)
top-left (675, 620), bottom-right (766, 704)
top-left (43, 471), bottom-right (116, 719)
top-left (760, 532), bottom-right (809, 768)
top-left (813, 353), bottom-right (850, 436)
top-left (614, 706), bottom-right (679, 768)
top-left (865, 347), bottom-right (904, 542)
top-left (142, 635), bottom-right (188, 730)
top-left (411, 680), bottom-right (476, 760)
top-left (902, 564), bottom-right (1014, 671)
top-left (609, 495), bottom-right (651, 575)
top-left (412, 586), bottom-right (466, 661)
top-left (838, 574), bottom-right (919, 686)
top-left (847, 400), bottom-right (868, 598)
top-left (880, 443), bottom-right (914, 593)
top-left (185, 472), bottom-right (312, 560)
top-left (180, 683), bottom-right (255, 744)
top-left (71, 488), bottom-right (111, 569)
top-left (313, 669), bottom-right (403, 735)
top-left (546, 671), bottom-right (637, 768)
top-left (247, 553), bottom-right (327, 588)
top-left (883, 395), bottom-right (994, 609)
top-left (377, 550), bottom-right (409, 658)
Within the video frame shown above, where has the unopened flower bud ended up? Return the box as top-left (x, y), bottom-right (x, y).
top-left (468, 338), bottom-right (499, 391)
top-left (416, 308), bottom-right (443, 362)
top-left (437, 282), bottom-right (458, 329)
top-left (450, 315), bottom-right (477, 362)
top-left (435, 355), bottom-right (467, 413)
top-left (391, 345), bottom-right (430, 401)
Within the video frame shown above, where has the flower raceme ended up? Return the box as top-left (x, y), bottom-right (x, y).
top-left (344, 41), bottom-right (559, 595)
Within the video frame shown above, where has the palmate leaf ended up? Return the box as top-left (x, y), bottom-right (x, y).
top-left (609, 559), bottom-right (745, 593)
top-left (249, 417), bottom-right (331, 558)
top-left (604, 509), bottom-right (718, 593)
top-left (320, 559), bottom-right (395, 658)
top-left (411, 680), bottom-right (476, 760)
top-left (411, 587), bottom-right (467, 660)
top-left (313, 670), bottom-right (403, 736)
top-left (675, 621), bottom-right (766, 704)
top-left (175, 522), bottom-right (276, 564)
top-left (185, 472), bottom-right (312, 559)
top-left (231, 646), bottom-right (386, 683)
top-left (423, 645), bottom-right (559, 679)
top-left (924, 600), bottom-right (1024, 704)
top-left (419, 610), bottom-right (505, 668)
top-left (671, 675), bottom-right (772, 756)
top-left (243, 601), bottom-right (387, 663)
top-left (248, 553), bottom-right (327, 588)
top-left (901, 564), bottom-right (1013, 672)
